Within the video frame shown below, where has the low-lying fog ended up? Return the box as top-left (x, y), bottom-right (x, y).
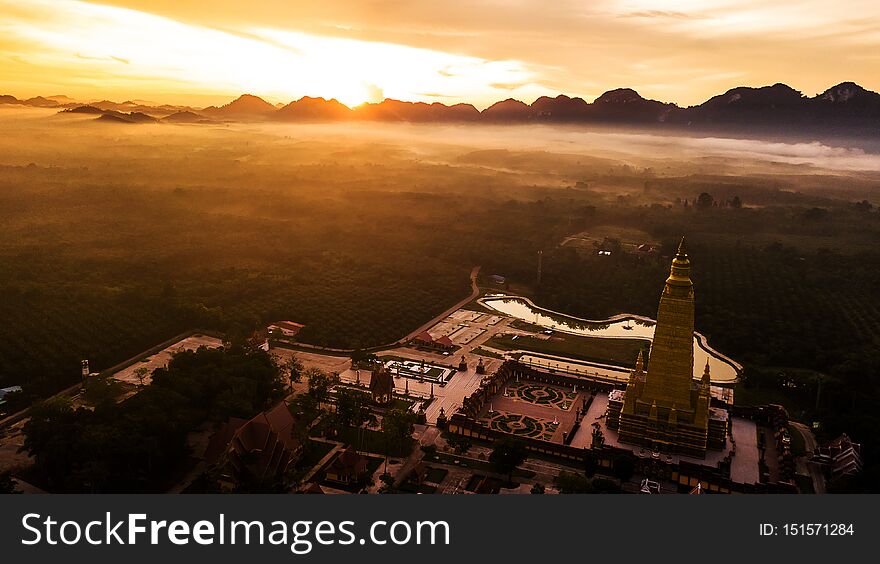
top-left (2, 106), bottom-right (879, 193)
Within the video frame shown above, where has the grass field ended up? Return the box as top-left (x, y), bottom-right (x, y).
top-left (486, 333), bottom-right (646, 367)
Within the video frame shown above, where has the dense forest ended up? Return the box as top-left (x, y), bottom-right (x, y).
top-left (18, 344), bottom-right (284, 492)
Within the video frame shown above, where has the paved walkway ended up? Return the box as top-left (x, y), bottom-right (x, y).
top-left (730, 418), bottom-right (760, 485)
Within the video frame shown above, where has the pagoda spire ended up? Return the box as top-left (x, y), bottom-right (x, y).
top-left (639, 235), bottom-right (696, 408)
top-left (629, 350), bottom-right (645, 382)
top-left (666, 236), bottom-right (692, 288)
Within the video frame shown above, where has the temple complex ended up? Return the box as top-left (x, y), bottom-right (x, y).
top-left (607, 239), bottom-right (728, 458)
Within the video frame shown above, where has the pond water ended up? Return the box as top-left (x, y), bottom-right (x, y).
top-left (481, 296), bottom-right (740, 384)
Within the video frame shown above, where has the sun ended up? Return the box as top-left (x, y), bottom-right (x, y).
top-left (0, 0), bottom-right (541, 109)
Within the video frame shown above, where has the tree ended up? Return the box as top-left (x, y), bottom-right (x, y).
top-left (133, 367), bottom-right (150, 387)
top-left (591, 476), bottom-right (621, 493)
top-left (304, 368), bottom-right (338, 406)
top-left (336, 388), bottom-right (368, 428)
top-left (20, 346), bottom-right (284, 493)
top-left (696, 192), bottom-right (715, 210)
top-left (287, 354), bottom-right (305, 384)
top-left (83, 374), bottom-right (122, 404)
top-left (489, 437), bottom-right (528, 486)
top-left (381, 408), bottom-right (415, 457)
top-left (554, 471), bottom-right (593, 493)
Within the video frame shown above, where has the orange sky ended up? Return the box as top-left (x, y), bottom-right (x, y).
top-left (1, 0), bottom-right (878, 108)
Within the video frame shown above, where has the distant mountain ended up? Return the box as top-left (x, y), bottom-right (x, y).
top-left (96, 113), bottom-right (136, 124)
top-left (202, 94), bottom-right (277, 119)
top-left (45, 95), bottom-right (78, 105)
top-left (481, 98), bottom-right (532, 122)
top-left (63, 105), bottom-right (105, 115)
top-left (530, 94), bottom-right (589, 121)
top-left (809, 82), bottom-right (880, 125)
top-left (0, 95), bottom-right (65, 108)
top-left (96, 111), bottom-right (158, 124)
top-left (87, 99), bottom-right (192, 116)
top-left (588, 88), bottom-right (676, 123)
top-left (353, 99), bottom-right (479, 122)
top-left (441, 103), bottom-right (482, 121)
top-left (673, 83), bottom-right (806, 125)
top-left (8, 81), bottom-right (880, 131)
top-left (276, 96), bottom-right (353, 121)
top-left (162, 110), bottom-right (210, 123)
top-left (22, 96), bottom-right (59, 108)
top-left (64, 105), bottom-right (159, 123)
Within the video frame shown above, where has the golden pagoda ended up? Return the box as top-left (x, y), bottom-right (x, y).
top-left (607, 238), bottom-right (727, 458)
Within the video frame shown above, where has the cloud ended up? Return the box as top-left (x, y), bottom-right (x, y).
top-left (489, 82), bottom-right (530, 91)
top-left (75, 52), bottom-right (129, 64)
top-left (621, 10), bottom-right (707, 20)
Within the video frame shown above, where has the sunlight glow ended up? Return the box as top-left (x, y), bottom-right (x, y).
top-left (0, 0), bottom-right (546, 107)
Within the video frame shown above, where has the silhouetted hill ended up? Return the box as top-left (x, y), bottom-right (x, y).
top-left (23, 96), bottom-right (59, 108)
top-left (809, 82), bottom-right (880, 125)
top-left (1, 95), bottom-right (66, 108)
top-left (162, 110), bottom-right (210, 123)
top-left (63, 105), bottom-right (105, 115)
top-left (45, 95), bottom-right (77, 105)
top-left (202, 94), bottom-right (277, 119)
top-left (674, 83), bottom-right (806, 125)
top-left (276, 96), bottom-right (353, 121)
top-left (96, 113), bottom-right (136, 124)
top-left (63, 105), bottom-right (158, 123)
top-left (481, 98), bottom-right (532, 121)
top-left (353, 99), bottom-right (479, 122)
top-left (9, 81), bottom-right (880, 131)
top-left (588, 88), bottom-right (676, 122)
top-left (531, 94), bottom-right (589, 121)
top-left (94, 110), bottom-right (158, 123)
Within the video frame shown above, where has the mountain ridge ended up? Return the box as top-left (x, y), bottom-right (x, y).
top-left (4, 81), bottom-right (879, 131)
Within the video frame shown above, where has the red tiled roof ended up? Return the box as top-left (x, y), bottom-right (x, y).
top-left (204, 402), bottom-right (301, 479)
top-left (204, 417), bottom-right (248, 464)
top-left (413, 331), bottom-right (434, 343)
top-left (303, 482), bottom-right (325, 494)
top-left (328, 446), bottom-right (369, 478)
top-left (435, 335), bottom-right (454, 347)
